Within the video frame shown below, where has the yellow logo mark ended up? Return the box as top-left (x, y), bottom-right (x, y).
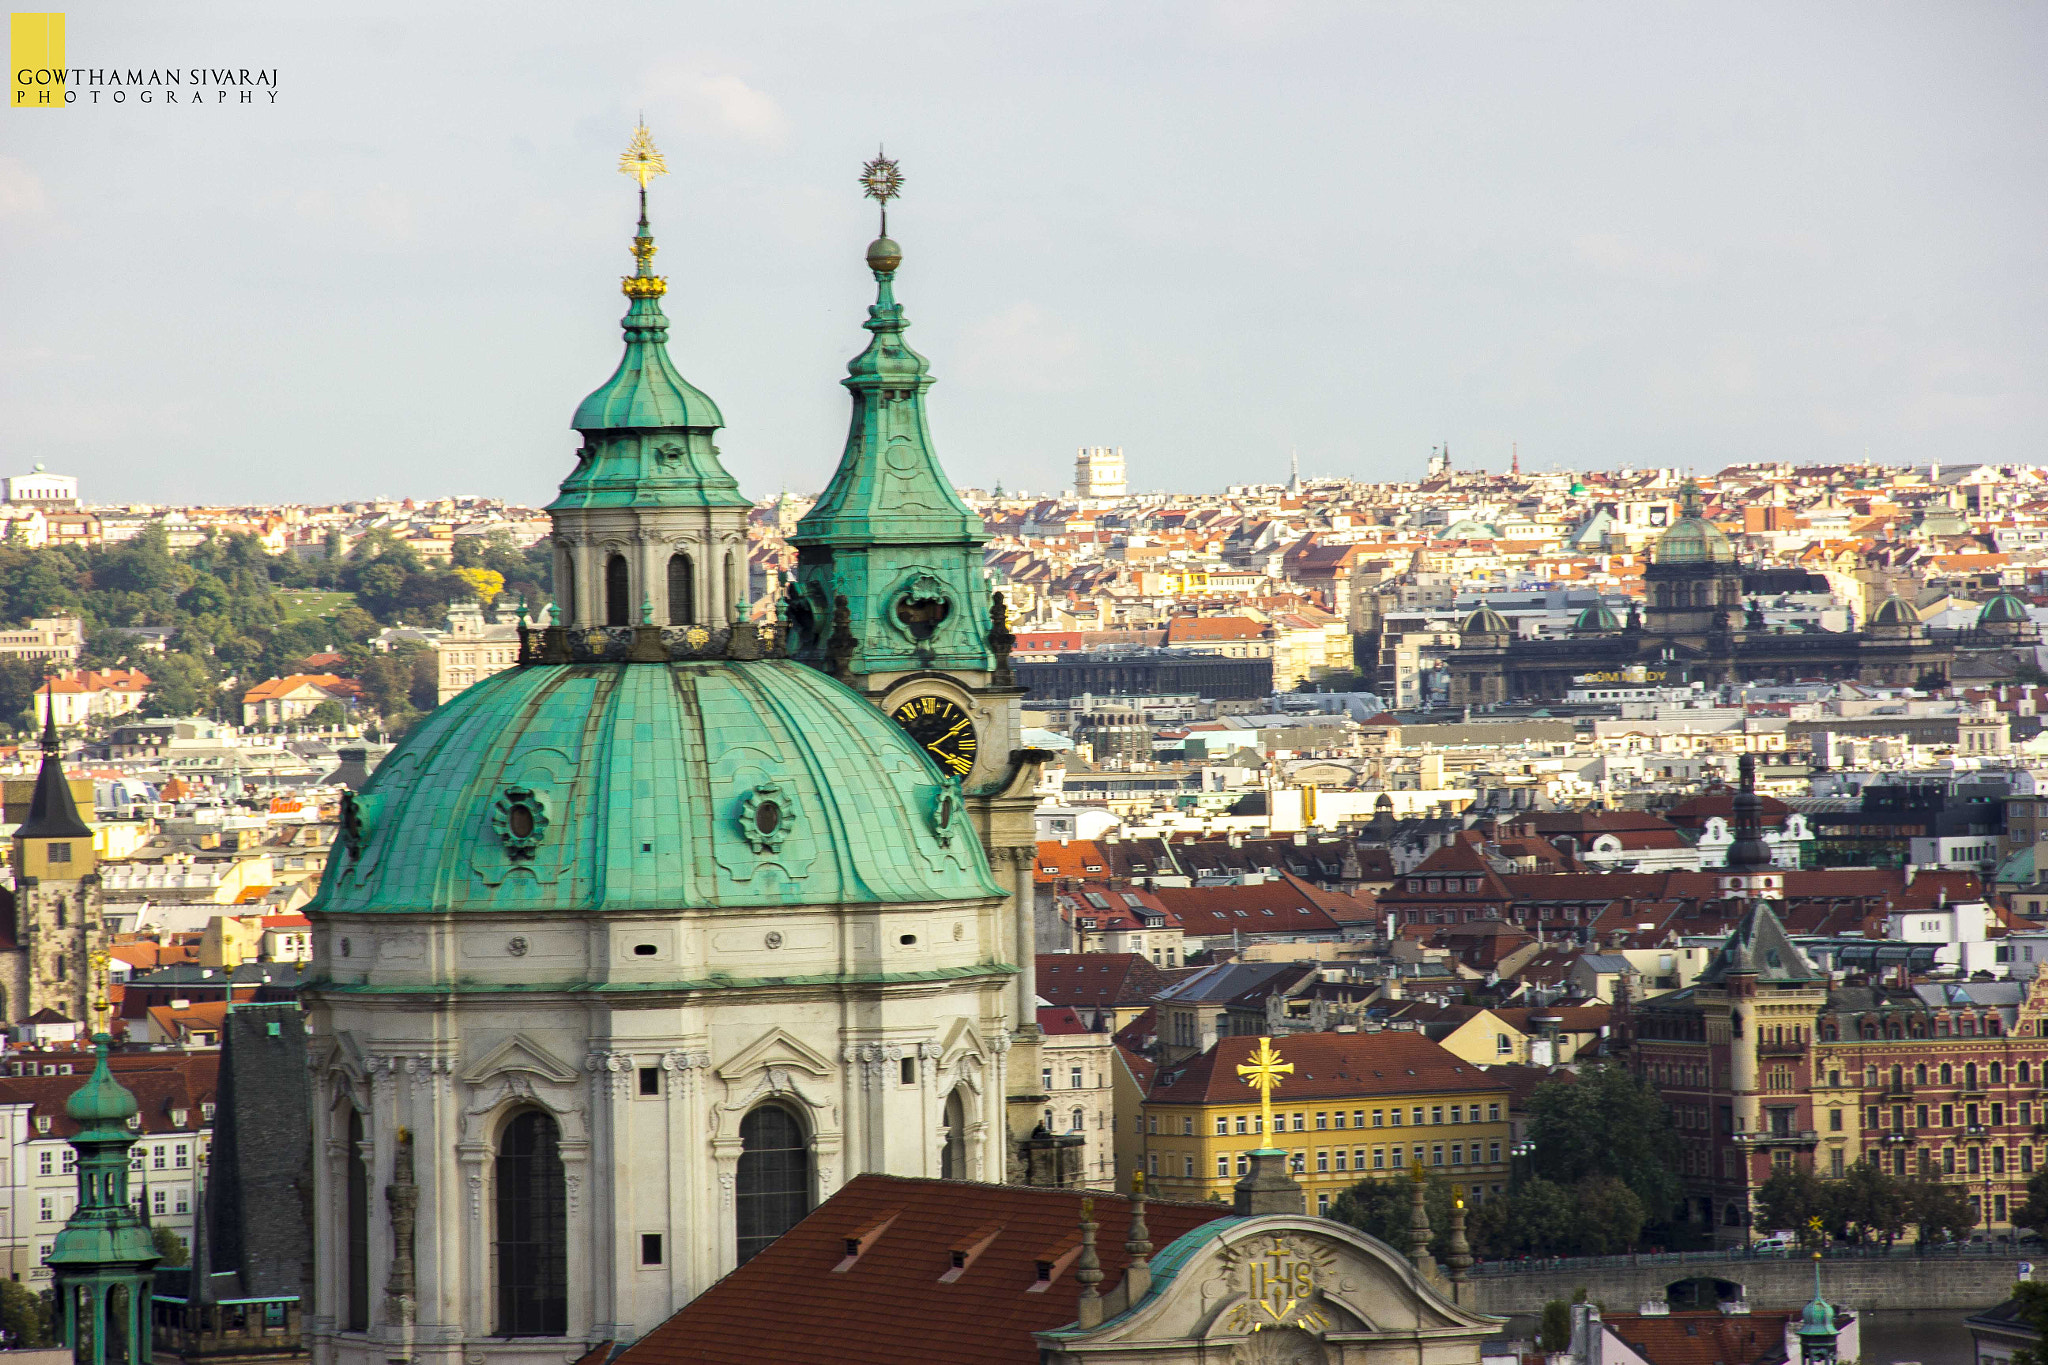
top-left (11, 12), bottom-right (65, 109)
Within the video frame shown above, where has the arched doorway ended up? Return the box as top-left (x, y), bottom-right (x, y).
top-left (495, 1110), bottom-right (567, 1336)
top-left (736, 1106), bottom-right (810, 1264)
top-left (605, 554), bottom-right (630, 626)
top-left (941, 1089), bottom-right (966, 1179)
top-left (667, 553), bottom-right (695, 625)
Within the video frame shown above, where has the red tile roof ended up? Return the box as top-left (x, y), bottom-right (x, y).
top-left (1150, 874), bottom-right (1348, 937)
top-left (1147, 1031), bottom-right (1505, 1106)
top-left (611, 1176), bottom-right (1230, 1365)
top-left (1036, 954), bottom-right (1180, 1011)
top-left (0, 1050), bottom-right (217, 1139)
top-left (1597, 1309), bottom-right (1797, 1365)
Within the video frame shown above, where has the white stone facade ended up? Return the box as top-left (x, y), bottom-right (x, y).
top-left (306, 904), bottom-right (1013, 1365)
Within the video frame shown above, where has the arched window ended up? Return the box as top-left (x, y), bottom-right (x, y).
top-left (667, 553), bottom-right (695, 626)
top-left (1070, 1107), bottom-right (1085, 1132)
top-left (941, 1089), bottom-right (966, 1180)
top-left (725, 551), bottom-right (740, 618)
top-left (1993, 1062), bottom-right (2004, 1084)
top-left (1940, 1063), bottom-right (1953, 1086)
top-left (345, 1110), bottom-right (369, 1332)
top-left (736, 1107), bottom-right (810, 1265)
top-left (605, 555), bottom-right (631, 627)
top-left (559, 558), bottom-right (576, 626)
top-left (1966, 1063), bottom-right (1979, 1090)
top-left (1916, 1063), bottom-right (1928, 1086)
top-left (2024, 1062), bottom-right (2034, 1084)
top-left (495, 1111), bottom-right (567, 1336)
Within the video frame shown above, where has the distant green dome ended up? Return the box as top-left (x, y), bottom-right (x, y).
top-left (1800, 1293), bottom-right (1836, 1333)
top-left (1569, 481), bottom-right (1587, 496)
top-left (1654, 514), bottom-right (1734, 565)
top-left (1460, 605), bottom-right (1510, 636)
top-left (65, 1040), bottom-right (137, 1126)
top-left (312, 660), bottom-right (1005, 915)
top-left (1573, 603), bottom-right (1622, 633)
top-left (1980, 593), bottom-right (2030, 625)
top-left (1870, 594), bottom-right (1918, 628)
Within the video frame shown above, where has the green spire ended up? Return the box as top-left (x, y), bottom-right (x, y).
top-left (792, 229), bottom-right (984, 546)
top-left (789, 156), bottom-right (995, 679)
top-left (49, 1035), bottom-right (158, 1365)
top-left (550, 122), bottom-right (748, 516)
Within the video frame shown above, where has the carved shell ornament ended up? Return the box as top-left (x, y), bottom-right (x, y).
top-left (738, 783), bottom-right (796, 854)
top-left (338, 791), bottom-right (380, 860)
top-left (489, 787), bottom-right (550, 860)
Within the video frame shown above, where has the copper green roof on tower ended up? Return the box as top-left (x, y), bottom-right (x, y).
top-left (549, 122), bottom-right (749, 517)
top-left (788, 155), bottom-right (996, 678)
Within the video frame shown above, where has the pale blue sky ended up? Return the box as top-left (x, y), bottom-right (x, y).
top-left (2, 0), bottom-right (2043, 506)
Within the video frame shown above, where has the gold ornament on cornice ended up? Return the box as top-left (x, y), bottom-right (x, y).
top-left (622, 274), bottom-right (668, 299)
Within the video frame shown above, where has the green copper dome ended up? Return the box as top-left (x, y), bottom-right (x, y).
top-left (311, 659), bottom-right (1004, 915)
top-left (1870, 594), bottom-right (1918, 628)
top-left (1980, 593), bottom-right (2030, 625)
top-left (1572, 603), bottom-right (1622, 633)
top-left (1654, 514), bottom-right (1734, 565)
top-left (64, 1038), bottom-right (137, 1128)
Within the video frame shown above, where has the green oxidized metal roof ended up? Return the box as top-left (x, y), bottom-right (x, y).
top-left (793, 237), bottom-right (984, 547)
top-left (310, 658), bottom-right (1005, 914)
top-left (549, 200), bottom-right (750, 515)
top-left (1980, 592), bottom-right (2030, 625)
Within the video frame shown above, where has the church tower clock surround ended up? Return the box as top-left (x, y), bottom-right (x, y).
top-left (788, 154), bottom-right (1049, 1181)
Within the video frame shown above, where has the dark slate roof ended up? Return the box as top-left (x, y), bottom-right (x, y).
top-left (16, 718), bottom-right (91, 840)
top-left (1695, 901), bottom-right (1820, 985)
top-left (203, 1003), bottom-right (310, 1302)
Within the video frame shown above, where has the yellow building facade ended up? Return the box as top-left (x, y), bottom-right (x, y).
top-left (1134, 1031), bottom-right (1513, 1214)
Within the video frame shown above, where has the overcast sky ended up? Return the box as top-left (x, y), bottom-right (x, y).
top-left (3, 1), bottom-right (2043, 508)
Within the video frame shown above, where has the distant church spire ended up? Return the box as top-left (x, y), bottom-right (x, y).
top-left (48, 1036), bottom-right (158, 1365)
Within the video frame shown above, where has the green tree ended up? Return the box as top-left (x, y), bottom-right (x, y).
top-left (2010, 1279), bottom-right (2048, 1365)
top-left (0, 1278), bottom-right (52, 1348)
top-left (145, 652), bottom-right (216, 718)
top-left (1829, 1158), bottom-right (1911, 1244)
top-left (1330, 1173), bottom-right (1457, 1261)
top-left (306, 699), bottom-right (348, 727)
top-left (152, 1224), bottom-right (189, 1267)
top-left (1905, 1178), bottom-right (1977, 1243)
top-left (2017, 1167), bottom-right (2048, 1241)
top-left (1536, 1298), bottom-right (1572, 1352)
top-left (1572, 1176), bottom-right (1647, 1255)
top-left (0, 656), bottom-right (47, 730)
top-left (1526, 1066), bottom-right (1680, 1222)
top-left (1756, 1165), bottom-right (1826, 1240)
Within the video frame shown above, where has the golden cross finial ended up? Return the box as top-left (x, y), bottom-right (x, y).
top-left (619, 120), bottom-right (668, 189)
top-left (1235, 1035), bottom-right (1293, 1144)
top-left (88, 949), bottom-right (110, 1036)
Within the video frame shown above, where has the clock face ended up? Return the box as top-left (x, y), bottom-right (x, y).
top-left (891, 695), bottom-right (978, 778)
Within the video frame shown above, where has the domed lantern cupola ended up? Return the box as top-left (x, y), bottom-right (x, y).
top-left (547, 123), bottom-right (754, 631)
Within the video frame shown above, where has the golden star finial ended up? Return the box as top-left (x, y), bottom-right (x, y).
top-left (1236, 1035), bottom-right (1293, 1143)
top-left (619, 121), bottom-right (668, 189)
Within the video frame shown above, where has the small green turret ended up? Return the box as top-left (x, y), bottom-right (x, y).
top-left (1793, 1255), bottom-right (1840, 1363)
top-left (48, 1035), bottom-right (159, 1365)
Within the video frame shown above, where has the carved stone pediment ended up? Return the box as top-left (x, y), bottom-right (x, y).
top-left (1037, 1215), bottom-right (1501, 1363)
top-left (715, 1026), bottom-right (837, 1082)
top-left (460, 1032), bottom-right (581, 1086)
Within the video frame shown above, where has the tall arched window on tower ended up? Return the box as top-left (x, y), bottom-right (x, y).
top-left (558, 558), bottom-right (576, 626)
top-left (605, 555), bottom-right (630, 627)
top-left (495, 1110), bottom-right (567, 1336)
top-left (667, 553), bottom-right (695, 626)
top-left (725, 551), bottom-right (740, 619)
top-left (941, 1089), bottom-right (966, 1179)
top-left (735, 1106), bottom-right (809, 1264)
top-left (345, 1109), bottom-right (369, 1332)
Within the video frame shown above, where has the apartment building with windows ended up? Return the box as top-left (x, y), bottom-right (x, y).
top-left (1135, 1031), bottom-right (1512, 1215)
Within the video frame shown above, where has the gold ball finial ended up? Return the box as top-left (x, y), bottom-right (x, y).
top-left (866, 236), bottom-right (902, 274)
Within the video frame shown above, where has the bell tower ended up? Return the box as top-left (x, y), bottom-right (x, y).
top-left (545, 122), bottom-right (754, 631)
top-left (788, 154), bottom-right (1048, 1180)
top-left (9, 706), bottom-right (104, 1025)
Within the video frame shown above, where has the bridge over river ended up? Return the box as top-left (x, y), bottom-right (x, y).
top-left (1462, 1243), bottom-right (2032, 1317)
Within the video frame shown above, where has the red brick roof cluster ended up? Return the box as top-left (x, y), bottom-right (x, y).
top-left (1148, 1031), bottom-right (1504, 1106)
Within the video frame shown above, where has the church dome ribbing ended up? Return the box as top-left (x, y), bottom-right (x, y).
top-left (1572, 603), bottom-right (1622, 633)
top-left (1460, 606), bottom-right (1509, 636)
top-left (1870, 594), bottom-right (1918, 628)
top-left (1979, 593), bottom-right (2030, 626)
top-left (311, 657), bottom-right (1004, 915)
top-left (1653, 480), bottom-right (1734, 565)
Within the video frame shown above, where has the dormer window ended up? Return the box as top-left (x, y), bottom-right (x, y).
top-left (171, 1108), bottom-right (189, 1127)
top-left (34, 1115), bottom-right (50, 1135)
top-left (200, 1102), bottom-right (215, 1120)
